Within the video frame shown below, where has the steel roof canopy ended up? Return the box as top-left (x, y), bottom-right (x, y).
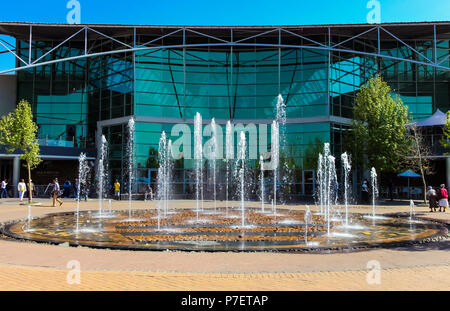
top-left (1, 21), bottom-right (450, 41)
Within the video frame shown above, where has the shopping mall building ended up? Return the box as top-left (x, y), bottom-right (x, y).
top-left (0, 22), bottom-right (449, 199)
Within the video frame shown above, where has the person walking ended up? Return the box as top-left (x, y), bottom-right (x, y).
top-left (52, 178), bottom-right (63, 207)
top-left (145, 184), bottom-right (153, 201)
top-left (63, 179), bottom-right (71, 198)
top-left (1, 179), bottom-right (8, 199)
top-left (361, 179), bottom-right (369, 203)
top-left (438, 184), bottom-right (448, 212)
top-left (114, 179), bottom-right (121, 201)
top-left (17, 179), bottom-right (27, 203)
top-left (426, 186), bottom-right (438, 212)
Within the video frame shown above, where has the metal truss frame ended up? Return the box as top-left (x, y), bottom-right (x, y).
top-left (1, 24), bottom-right (450, 74)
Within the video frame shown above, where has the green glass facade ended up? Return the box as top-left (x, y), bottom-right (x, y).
top-left (9, 23), bottom-right (450, 198)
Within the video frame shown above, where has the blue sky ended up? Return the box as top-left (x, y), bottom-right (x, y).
top-left (0, 0), bottom-right (449, 70)
top-left (0, 0), bottom-right (449, 25)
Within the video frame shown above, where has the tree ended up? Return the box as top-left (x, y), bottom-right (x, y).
top-left (0, 100), bottom-right (42, 203)
top-left (146, 147), bottom-right (159, 168)
top-left (406, 124), bottom-right (434, 203)
top-left (303, 137), bottom-right (324, 170)
top-left (349, 76), bottom-right (411, 174)
top-left (441, 111), bottom-right (450, 154)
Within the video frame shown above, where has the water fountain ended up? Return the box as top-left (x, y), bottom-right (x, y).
top-left (210, 118), bottom-right (218, 212)
top-left (326, 155), bottom-right (337, 236)
top-left (96, 135), bottom-right (108, 217)
top-left (6, 94), bottom-right (448, 253)
top-left (157, 131), bottom-right (168, 230)
top-left (271, 121), bottom-right (279, 215)
top-left (410, 200), bottom-right (416, 220)
top-left (304, 205), bottom-right (312, 244)
top-left (155, 135), bottom-right (173, 219)
top-left (317, 143), bottom-right (337, 235)
top-left (75, 152), bottom-right (90, 233)
top-left (371, 167), bottom-right (378, 218)
top-left (127, 118), bottom-right (135, 219)
top-left (276, 94), bottom-right (292, 204)
top-left (260, 155), bottom-right (265, 213)
top-left (194, 113), bottom-right (203, 215)
top-left (237, 131), bottom-right (247, 227)
top-left (317, 154), bottom-right (324, 215)
top-left (225, 121), bottom-right (233, 215)
top-left (341, 152), bottom-right (351, 227)
top-left (25, 204), bottom-right (32, 232)
top-left (317, 143), bottom-right (332, 215)
top-left (165, 139), bottom-right (173, 216)
top-left (276, 95), bottom-right (286, 130)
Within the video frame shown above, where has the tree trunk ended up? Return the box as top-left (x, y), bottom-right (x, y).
top-left (421, 173), bottom-right (427, 204)
top-left (418, 144), bottom-right (427, 204)
top-left (27, 161), bottom-right (33, 203)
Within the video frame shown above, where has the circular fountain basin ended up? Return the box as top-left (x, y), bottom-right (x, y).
top-left (1, 208), bottom-right (447, 252)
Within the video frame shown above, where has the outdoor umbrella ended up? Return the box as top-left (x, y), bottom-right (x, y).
top-left (397, 170), bottom-right (421, 199)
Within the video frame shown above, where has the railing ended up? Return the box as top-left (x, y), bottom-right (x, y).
top-left (37, 135), bottom-right (94, 149)
top-left (37, 137), bottom-right (74, 148)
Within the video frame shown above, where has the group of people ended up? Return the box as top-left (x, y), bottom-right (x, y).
top-left (0, 178), bottom-right (35, 203)
top-left (0, 175), bottom-right (155, 205)
top-left (426, 184), bottom-right (448, 212)
top-left (112, 179), bottom-right (154, 201)
top-left (45, 178), bottom-right (153, 204)
top-left (45, 178), bottom-right (88, 206)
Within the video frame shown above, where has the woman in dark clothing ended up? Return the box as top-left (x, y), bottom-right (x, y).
top-left (426, 186), bottom-right (438, 212)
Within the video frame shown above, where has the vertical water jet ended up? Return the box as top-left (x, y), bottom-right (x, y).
top-left (237, 131), bottom-right (246, 227)
top-left (271, 121), bottom-right (279, 214)
top-left (76, 152), bottom-right (89, 232)
top-left (194, 113), bottom-right (203, 217)
top-left (341, 152), bottom-right (351, 227)
top-left (127, 118), bottom-right (135, 219)
top-left (225, 121), bottom-right (233, 215)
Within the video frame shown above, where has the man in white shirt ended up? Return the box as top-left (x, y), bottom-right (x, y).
top-left (1, 179), bottom-right (8, 199)
top-left (17, 179), bottom-right (27, 202)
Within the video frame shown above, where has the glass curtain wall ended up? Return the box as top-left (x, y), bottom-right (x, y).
top-left (133, 45), bottom-right (330, 197)
top-left (15, 26), bottom-right (450, 198)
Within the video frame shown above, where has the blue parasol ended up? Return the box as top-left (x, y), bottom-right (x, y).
top-left (397, 170), bottom-right (421, 199)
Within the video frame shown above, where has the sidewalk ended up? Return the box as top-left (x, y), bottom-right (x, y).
top-left (0, 199), bottom-right (448, 290)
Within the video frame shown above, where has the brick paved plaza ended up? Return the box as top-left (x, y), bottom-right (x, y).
top-left (0, 198), bottom-right (448, 291)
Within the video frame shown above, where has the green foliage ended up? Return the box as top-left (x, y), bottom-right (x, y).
top-left (303, 137), bottom-right (324, 170)
top-left (441, 111), bottom-right (450, 154)
top-left (349, 76), bottom-right (411, 173)
top-left (146, 147), bottom-right (159, 168)
top-left (0, 100), bottom-right (42, 169)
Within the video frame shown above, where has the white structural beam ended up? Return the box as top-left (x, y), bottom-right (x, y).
top-left (0, 40), bottom-right (28, 66)
top-left (33, 27), bottom-right (86, 65)
top-left (380, 26), bottom-right (433, 64)
top-left (234, 28), bottom-right (278, 43)
top-left (140, 28), bottom-right (183, 47)
top-left (331, 27), bottom-right (378, 49)
top-left (185, 28), bottom-right (229, 43)
top-left (281, 28), bottom-right (328, 48)
top-left (86, 27), bottom-right (133, 49)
